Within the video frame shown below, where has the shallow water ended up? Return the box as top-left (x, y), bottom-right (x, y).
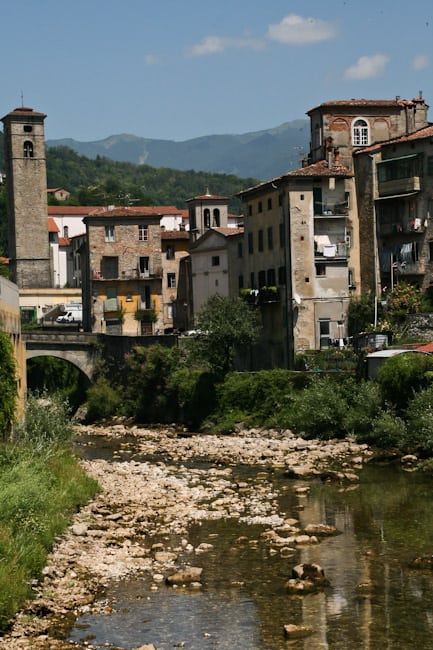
top-left (70, 440), bottom-right (433, 649)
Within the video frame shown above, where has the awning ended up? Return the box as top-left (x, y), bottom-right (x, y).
top-left (375, 191), bottom-right (419, 201)
top-left (377, 153), bottom-right (419, 165)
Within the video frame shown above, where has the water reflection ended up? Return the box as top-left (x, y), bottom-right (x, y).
top-left (69, 449), bottom-right (433, 649)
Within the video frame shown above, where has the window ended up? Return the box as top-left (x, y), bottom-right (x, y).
top-left (166, 245), bottom-right (175, 260)
top-left (279, 223), bottom-right (285, 247)
top-left (23, 125), bottom-right (32, 133)
top-left (138, 225), bottom-right (148, 241)
top-left (278, 266), bottom-right (286, 285)
top-left (237, 242), bottom-right (243, 258)
top-left (319, 320), bottom-right (331, 349)
top-left (258, 229), bottom-right (264, 252)
top-left (167, 303), bottom-right (174, 320)
top-left (105, 225), bottom-right (115, 242)
top-left (258, 201), bottom-right (263, 213)
top-left (267, 227), bottom-right (273, 250)
top-left (248, 232), bottom-right (254, 254)
top-left (211, 255), bottom-right (220, 266)
top-left (63, 226), bottom-right (69, 238)
top-left (267, 268), bottom-right (276, 286)
top-left (139, 256), bottom-right (150, 277)
top-left (167, 272), bottom-right (176, 288)
top-left (213, 209), bottom-right (220, 227)
top-left (352, 118), bottom-right (369, 146)
top-left (101, 256), bottom-right (118, 279)
top-left (140, 285), bottom-right (151, 309)
top-left (23, 140), bottom-right (33, 158)
top-left (238, 275), bottom-right (244, 289)
top-left (204, 208), bottom-right (210, 228)
top-left (427, 156), bottom-right (433, 176)
top-left (189, 207), bottom-right (196, 230)
top-left (258, 270), bottom-right (266, 288)
top-left (315, 263), bottom-right (326, 276)
top-left (267, 198), bottom-right (272, 210)
top-left (248, 205), bottom-right (252, 217)
top-left (250, 272), bottom-right (255, 288)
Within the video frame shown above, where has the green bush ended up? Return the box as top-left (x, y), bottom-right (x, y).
top-left (85, 376), bottom-right (122, 422)
top-left (168, 368), bottom-right (217, 429)
top-left (124, 344), bottom-right (181, 422)
top-left (343, 379), bottom-right (383, 437)
top-left (405, 384), bottom-right (433, 454)
top-left (283, 375), bottom-right (348, 439)
top-left (13, 392), bottom-right (74, 450)
top-left (0, 330), bottom-right (16, 439)
top-left (377, 352), bottom-right (433, 412)
top-left (368, 410), bottom-right (407, 449)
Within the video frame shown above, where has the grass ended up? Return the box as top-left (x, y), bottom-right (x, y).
top-left (0, 394), bottom-right (100, 632)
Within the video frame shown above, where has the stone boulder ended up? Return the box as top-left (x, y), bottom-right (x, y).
top-left (166, 567), bottom-right (203, 585)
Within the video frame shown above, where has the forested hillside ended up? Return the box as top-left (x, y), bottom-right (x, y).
top-left (0, 132), bottom-right (259, 213)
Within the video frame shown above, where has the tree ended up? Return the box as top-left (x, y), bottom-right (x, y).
top-left (190, 295), bottom-right (260, 376)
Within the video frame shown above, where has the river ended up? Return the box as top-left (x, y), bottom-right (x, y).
top-left (3, 425), bottom-right (433, 650)
top-left (67, 429), bottom-right (433, 650)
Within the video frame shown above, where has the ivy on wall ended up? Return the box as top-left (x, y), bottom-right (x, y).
top-left (0, 329), bottom-right (16, 438)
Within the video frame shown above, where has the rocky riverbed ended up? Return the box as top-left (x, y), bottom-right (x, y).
top-left (0, 424), bottom-right (373, 650)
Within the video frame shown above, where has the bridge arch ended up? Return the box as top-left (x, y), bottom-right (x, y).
top-left (26, 349), bottom-right (94, 381)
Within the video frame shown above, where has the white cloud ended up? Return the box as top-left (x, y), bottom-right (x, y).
top-left (413, 54), bottom-right (430, 70)
top-left (267, 14), bottom-right (337, 45)
top-left (144, 54), bottom-right (160, 65)
top-left (344, 54), bottom-right (389, 80)
top-left (188, 35), bottom-right (263, 57)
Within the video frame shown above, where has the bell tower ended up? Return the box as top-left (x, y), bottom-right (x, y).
top-left (186, 189), bottom-right (229, 242)
top-left (1, 107), bottom-right (51, 288)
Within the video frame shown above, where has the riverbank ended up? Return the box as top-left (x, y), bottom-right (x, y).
top-left (0, 424), bottom-right (374, 650)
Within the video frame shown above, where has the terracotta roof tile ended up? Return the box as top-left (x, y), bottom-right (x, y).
top-left (48, 217), bottom-right (59, 233)
top-left (161, 230), bottom-right (190, 240)
top-left (287, 159), bottom-right (353, 178)
top-left (214, 227), bottom-right (244, 236)
top-left (307, 98), bottom-right (421, 114)
top-left (58, 237), bottom-right (72, 246)
top-left (356, 124), bottom-right (433, 154)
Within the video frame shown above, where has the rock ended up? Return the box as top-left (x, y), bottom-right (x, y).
top-left (154, 552), bottom-right (177, 563)
top-left (166, 567), bottom-right (203, 585)
top-left (291, 563), bottom-right (330, 587)
top-left (303, 523), bottom-right (339, 537)
top-left (285, 578), bottom-right (317, 594)
top-left (401, 454), bottom-right (418, 464)
top-left (283, 623), bottom-right (313, 639)
top-left (410, 555), bottom-right (433, 569)
top-left (71, 523), bottom-right (88, 536)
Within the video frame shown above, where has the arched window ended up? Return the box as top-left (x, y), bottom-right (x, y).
top-left (213, 208), bottom-right (220, 227)
top-left (352, 119), bottom-right (369, 146)
top-left (63, 226), bottom-right (69, 238)
top-left (204, 208), bottom-right (210, 228)
top-left (23, 140), bottom-right (34, 158)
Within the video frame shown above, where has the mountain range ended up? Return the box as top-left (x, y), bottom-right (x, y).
top-left (47, 119), bottom-right (310, 181)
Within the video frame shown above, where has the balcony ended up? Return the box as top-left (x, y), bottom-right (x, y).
top-left (378, 176), bottom-right (420, 198)
top-left (379, 218), bottom-right (426, 236)
top-left (314, 237), bottom-right (349, 260)
top-left (241, 287), bottom-right (280, 305)
top-left (314, 200), bottom-right (349, 218)
top-left (92, 266), bottom-right (163, 281)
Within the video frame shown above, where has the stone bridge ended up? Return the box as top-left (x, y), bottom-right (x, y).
top-left (23, 331), bottom-right (99, 380)
top-left (23, 331), bottom-right (177, 381)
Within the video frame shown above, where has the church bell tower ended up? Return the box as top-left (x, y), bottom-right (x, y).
top-left (1, 107), bottom-right (51, 288)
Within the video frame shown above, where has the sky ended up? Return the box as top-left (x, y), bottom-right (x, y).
top-left (1, 0), bottom-right (432, 143)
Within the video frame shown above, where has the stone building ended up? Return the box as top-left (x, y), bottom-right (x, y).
top-left (160, 229), bottom-right (190, 333)
top-left (82, 207), bottom-right (163, 335)
top-left (1, 107), bottom-right (52, 288)
top-left (0, 276), bottom-right (26, 419)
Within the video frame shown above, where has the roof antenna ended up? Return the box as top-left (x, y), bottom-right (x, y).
top-left (20, 90), bottom-right (24, 107)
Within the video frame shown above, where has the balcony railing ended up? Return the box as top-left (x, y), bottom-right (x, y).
top-left (378, 176), bottom-right (421, 197)
top-left (93, 267), bottom-right (163, 281)
top-left (314, 242), bottom-right (348, 259)
top-left (241, 287), bottom-right (280, 305)
top-left (314, 200), bottom-right (349, 217)
top-left (379, 219), bottom-right (426, 236)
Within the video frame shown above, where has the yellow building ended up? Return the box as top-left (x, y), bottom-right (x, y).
top-left (83, 207), bottom-right (163, 335)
